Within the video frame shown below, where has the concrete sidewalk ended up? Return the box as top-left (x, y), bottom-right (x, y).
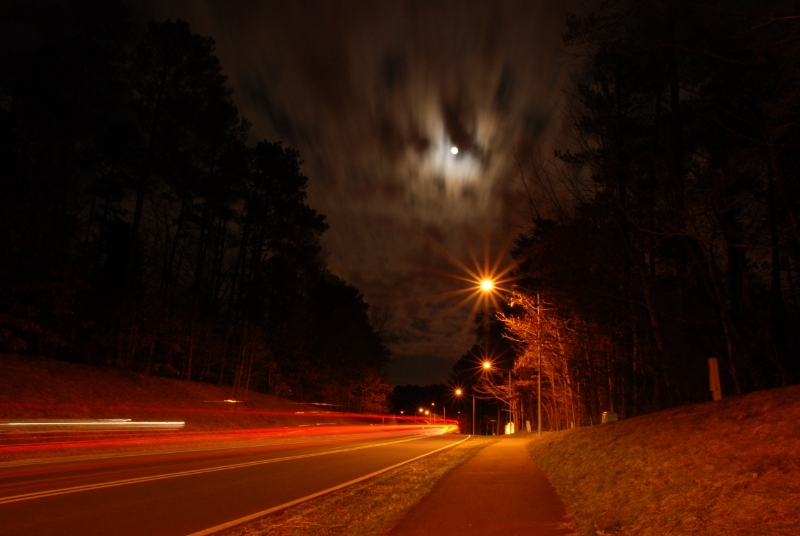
top-left (389, 436), bottom-right (574, 535)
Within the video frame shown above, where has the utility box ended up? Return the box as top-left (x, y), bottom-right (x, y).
top-left (602, 411), bottom-right (618, 423)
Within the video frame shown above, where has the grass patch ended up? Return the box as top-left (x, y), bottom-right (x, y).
top-left (530, 386), bottom-right (800, 535)
top-left (216, 436), bottom-right (497, 536)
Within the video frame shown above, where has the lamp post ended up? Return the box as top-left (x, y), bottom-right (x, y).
top-left (455, 388), bottom-right (475, 435)
top-left (480, 279), bottom-right (505, 436)
top-left (453, 277), bottom-right (501, 437)
top-left (480, 281), bottom-right (494, 367)
top-left (537, 292), bottom-right (542, 437)
top-left (508, 368), bottom-right (513, 434)
top-left (482, 360), bottom-right (495, 435)
top-left (480, 280), bottom-right (494, 359)
top-left (483, 360), bottom-right (495, 435)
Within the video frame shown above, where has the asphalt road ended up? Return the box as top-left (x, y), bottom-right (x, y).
top-left (0, 428), bottom-right (462, 536)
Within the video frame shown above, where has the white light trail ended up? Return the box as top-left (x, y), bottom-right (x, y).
top-left (2, 419), bottom-right (185, 429)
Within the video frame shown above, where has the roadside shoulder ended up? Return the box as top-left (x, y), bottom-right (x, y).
top-left (215, 435), bottom-right (496, 536)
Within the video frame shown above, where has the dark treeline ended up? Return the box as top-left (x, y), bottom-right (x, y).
top-left (445, 310), bottom-right (518, 434)
top-left (389, 384), bottom-right (449, 416)
top-left (0, 1), bottom-right (390, 411)
top-left (457, 0), bottom-right (800, 430)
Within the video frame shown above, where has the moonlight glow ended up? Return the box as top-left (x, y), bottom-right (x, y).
top-left (133, 0), bottom-right (573, 386)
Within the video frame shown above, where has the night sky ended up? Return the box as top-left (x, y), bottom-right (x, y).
top-left (135, 0), bottom-right (578, 385)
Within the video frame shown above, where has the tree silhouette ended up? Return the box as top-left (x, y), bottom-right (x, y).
top-left (506, 0), bottom-right (800, 423)
top-left (0, 3), bottom-right (390, 411)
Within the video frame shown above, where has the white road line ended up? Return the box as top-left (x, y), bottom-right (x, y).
top-left (0, 432), bottom-right (444, 506)
top-left (187, 435), bottom-right (471, 536)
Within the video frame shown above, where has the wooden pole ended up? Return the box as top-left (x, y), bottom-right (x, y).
top-left (709, 358), bottom-right (722, 401)
top-left (538, 292), bottom-right (542, 437)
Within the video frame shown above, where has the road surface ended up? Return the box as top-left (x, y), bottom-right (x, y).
top-left (0, 427), bottom-right (461, 536)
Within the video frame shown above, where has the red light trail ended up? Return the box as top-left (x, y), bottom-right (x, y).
top-left (0, 402), bottom-right (459, 460)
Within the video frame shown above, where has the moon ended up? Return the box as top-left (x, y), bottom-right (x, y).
top-left (450, 146), bottom-right (458, 155)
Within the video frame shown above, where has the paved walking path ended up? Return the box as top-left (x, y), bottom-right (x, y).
top-left (389, 435), bottom-right (574, 535)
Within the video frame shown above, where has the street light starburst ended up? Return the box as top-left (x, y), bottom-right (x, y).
top-left (436, 243), bottom-right (518, 316)
top-left (423, 240), bottom-right (519, 341)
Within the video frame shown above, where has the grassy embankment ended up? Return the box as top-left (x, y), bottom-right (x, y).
top-left (531, 386), bottom-right (800, 535)
top-left (0, 354), bottom-right (364, 461)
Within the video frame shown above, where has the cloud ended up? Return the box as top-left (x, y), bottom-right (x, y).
top-left (140, 0), bottom-right (579, 384)
top-left (385, 353), bottom-right (459, 387)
